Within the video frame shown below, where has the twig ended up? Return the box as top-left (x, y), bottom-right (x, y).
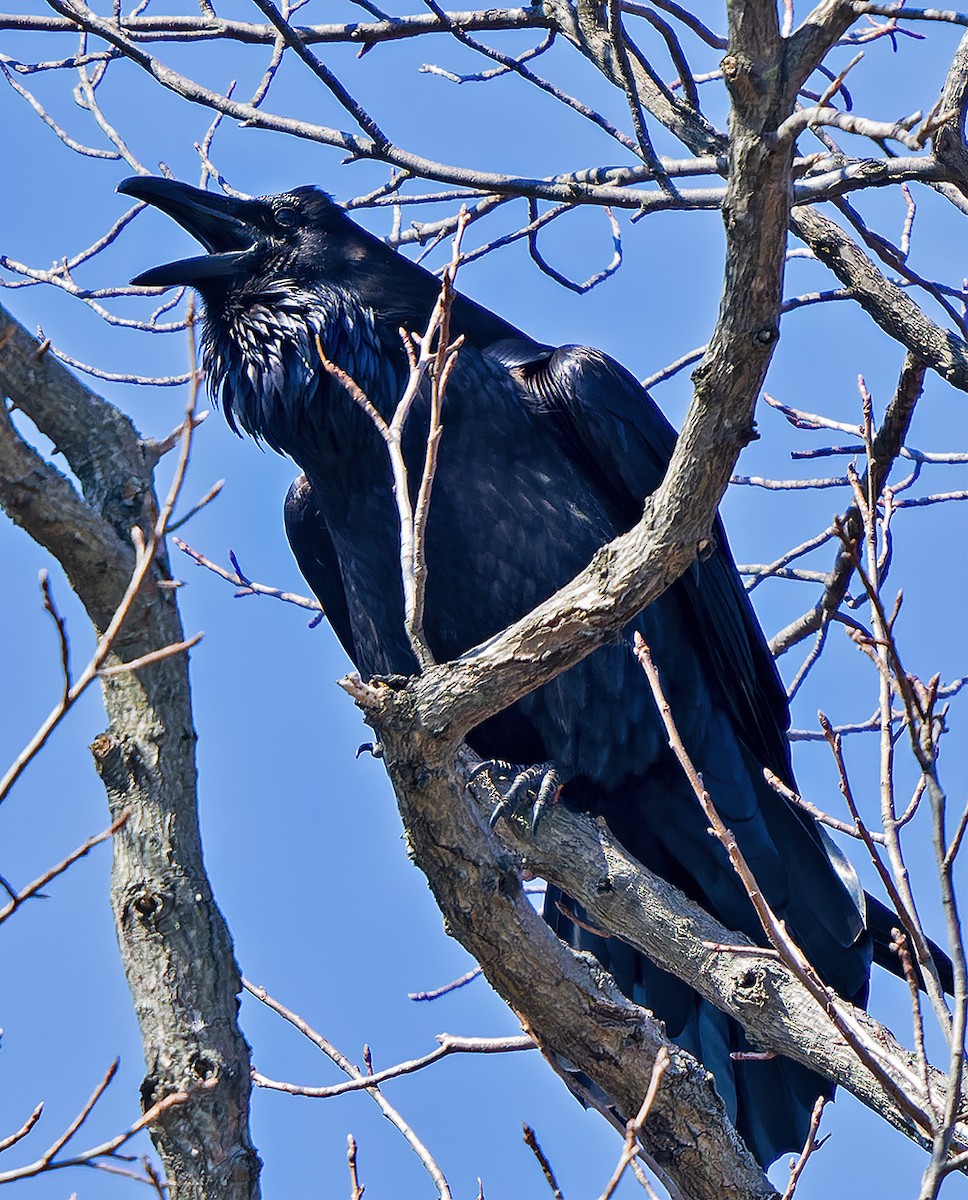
top-left (780, 1096), bottom-right (829, 1200)
top-left (0, 1105), bottom-right (45, 1155)
top-left (419, 5), bottom-right (641, 158)
top-left (173, 538), bottom-right (323, 621)
top-left (769, 357), bottom-right (926, 658)
top-left (776, 105), bottom-right (934, 152)
top-left (731, 473), bottom-right (849, 490)
top-left (641, 344), bottom-right (706, 389)
top-left (597, 1047), bottom-right (670, 1200)
top-left (0, 812), bottom-right (129, 925)
top-left (317, 211), bottom-right (469, 668)
top-left (788, 678), bottom-right (967, 739)
top-left (252, 1032), bottom-right (534, 1098)
top-left (39, 570), bottom-right (71, 706)
top-left (522, 1124), bottom-right (564, 1199)
top-left (632, 635), bottom-right (938, 1138)
top-left (347, 1135), bottom-right (363, 1200)
top-left (836, 456), bottom-right (956, 1031)
top-left (624, 0), bottom-right (726, 48)
top-left (606, 0), bottom-right (674, 194)
top-left (247, 0), bottom-right (387, 146)
top-left (0, 62), bottom-right (119, 158)
top-left (97, 635), bottom-right (203, 677)
top-left (895, 927), bottom-right (936, 1113)
top-left (243, 980), bottom-right (453, 1198)
top-left (526, 201), bottom-right (623, 293)
top-left (143, 1157), bottom-right (168, 1199)
top-left (408, 966), bottom-right (482, 1000)
top-left (850, 4), bottom-right (968, 24)
top-left (763, 768), bottom-right (887, 844)
top-left (0, 1064), bottom-right (205, 1184)
top-left (786, 618), bottom-right (830, 700)
top-left (167, 478), bottom-right (224, 533)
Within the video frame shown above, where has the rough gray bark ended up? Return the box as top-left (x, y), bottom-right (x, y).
top-left (487, 774), bottom-right (967, 1155)
top-left (359, 725), bottom-right (778, 1200)
top-left (790, 206), bottom-right (968, 391)
top-left (0, 304), bottom-right (261, 1200)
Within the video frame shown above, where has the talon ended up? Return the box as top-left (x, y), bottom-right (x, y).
top-left (504, 765), bottom-right (543, 809)
top-left (531, 769), bottom-right (562, 833)
top-left (474, 760), bottom-right (562, 832)
top-left (489, 796), bottom-right (512, 830)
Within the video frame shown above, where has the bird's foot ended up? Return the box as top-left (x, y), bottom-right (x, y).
top-left (369, 673), bottom-right (411, 691)
top-left (470, 760), bottom-right (563, 833)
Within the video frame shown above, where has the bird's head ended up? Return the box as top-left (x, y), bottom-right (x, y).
top-left (118, 176), bottom-right (413, 451)
top-left (117, 176), bottom-right (373, 302)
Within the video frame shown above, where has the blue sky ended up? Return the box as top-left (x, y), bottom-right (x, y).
top-left (1, 4), bottom-right (967, 1197)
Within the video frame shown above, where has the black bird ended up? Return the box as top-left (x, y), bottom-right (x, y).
top-left (118, 176), bottom-right (937, 1167)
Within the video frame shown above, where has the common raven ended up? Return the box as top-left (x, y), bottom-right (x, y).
top-left (119, 176), bottom-right (909, 1166)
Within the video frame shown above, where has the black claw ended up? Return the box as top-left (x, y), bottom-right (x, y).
top-left (488, 797), bottom-right (511, 830)
top-left (531, 768), bottom-right (562, 833)
top-left (472, 760), bottom-right (562, 832)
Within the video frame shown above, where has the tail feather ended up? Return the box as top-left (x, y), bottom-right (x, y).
top-left (544, 886), bottom-right (829, 1165)
top-left (866, 893), bottom-right (955, 995)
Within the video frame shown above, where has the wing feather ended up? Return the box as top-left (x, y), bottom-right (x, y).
top-left (284, 474), bottom-right (358, 665)
top-left (487, 340), bottom-right (793, 784)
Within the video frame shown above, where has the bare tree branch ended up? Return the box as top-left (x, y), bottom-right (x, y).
top-left (0, 303), bottom-right (261, 1198)
top-left (770, 355), bottom-right (927, 658)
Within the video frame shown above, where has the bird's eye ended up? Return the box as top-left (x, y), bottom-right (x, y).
top-left (275, 206), bottom-right (298, 229)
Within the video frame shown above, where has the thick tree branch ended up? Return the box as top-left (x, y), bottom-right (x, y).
top-left (325, 9), bottom-right (827, 1187)
top-left (0, 303), bottom-right (261, 1200)
top-left (344, 724), bottom-right (778, 1200)
top-left (935, 29), bottom-right (968, 200)
top-left (0, 7), bottom-right (551, 45)
top-left (0, 401), bottom-right (132, 627)
top-left (0, 304), bottom-right (155, 551)
top-left (492, 779), bottom-right (968, 1159)
top-left (790, 207), bottom-right (968, 391)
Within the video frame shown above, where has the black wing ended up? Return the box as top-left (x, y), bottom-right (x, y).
top-left (487, 340), bottom-right (793, 785)
top-left (284, 475), bottom-right (358, 666)
top-left (491, 341), bottom-right (962, 996)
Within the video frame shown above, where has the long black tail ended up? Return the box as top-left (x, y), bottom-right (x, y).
top-left (543, 886), bottom-right (834, 1168)
top-left (545, 885), bottom-right (955, 1169)
top-left (866, 892), bottom-right (955, 994)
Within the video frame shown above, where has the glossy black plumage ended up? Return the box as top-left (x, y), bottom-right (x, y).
top-left (120, 176), bottom-right (884, 1166)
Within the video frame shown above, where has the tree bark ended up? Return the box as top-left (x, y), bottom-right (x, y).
top-left (0, 304), bottom-right (261, 1200)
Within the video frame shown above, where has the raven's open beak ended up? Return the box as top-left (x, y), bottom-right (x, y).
top-left (118, 176), bottom-right (261, 288)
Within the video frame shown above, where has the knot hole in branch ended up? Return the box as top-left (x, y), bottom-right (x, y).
top-left (190, 1052), bottom-right (219, 1082)
top-left (127, 885), bottom-right (170, 929)
top-left (734, 963), bottom-right (770, 1007)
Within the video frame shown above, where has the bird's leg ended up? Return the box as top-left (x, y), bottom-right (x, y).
top-left (471, 760), bottom-right (563, 833)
